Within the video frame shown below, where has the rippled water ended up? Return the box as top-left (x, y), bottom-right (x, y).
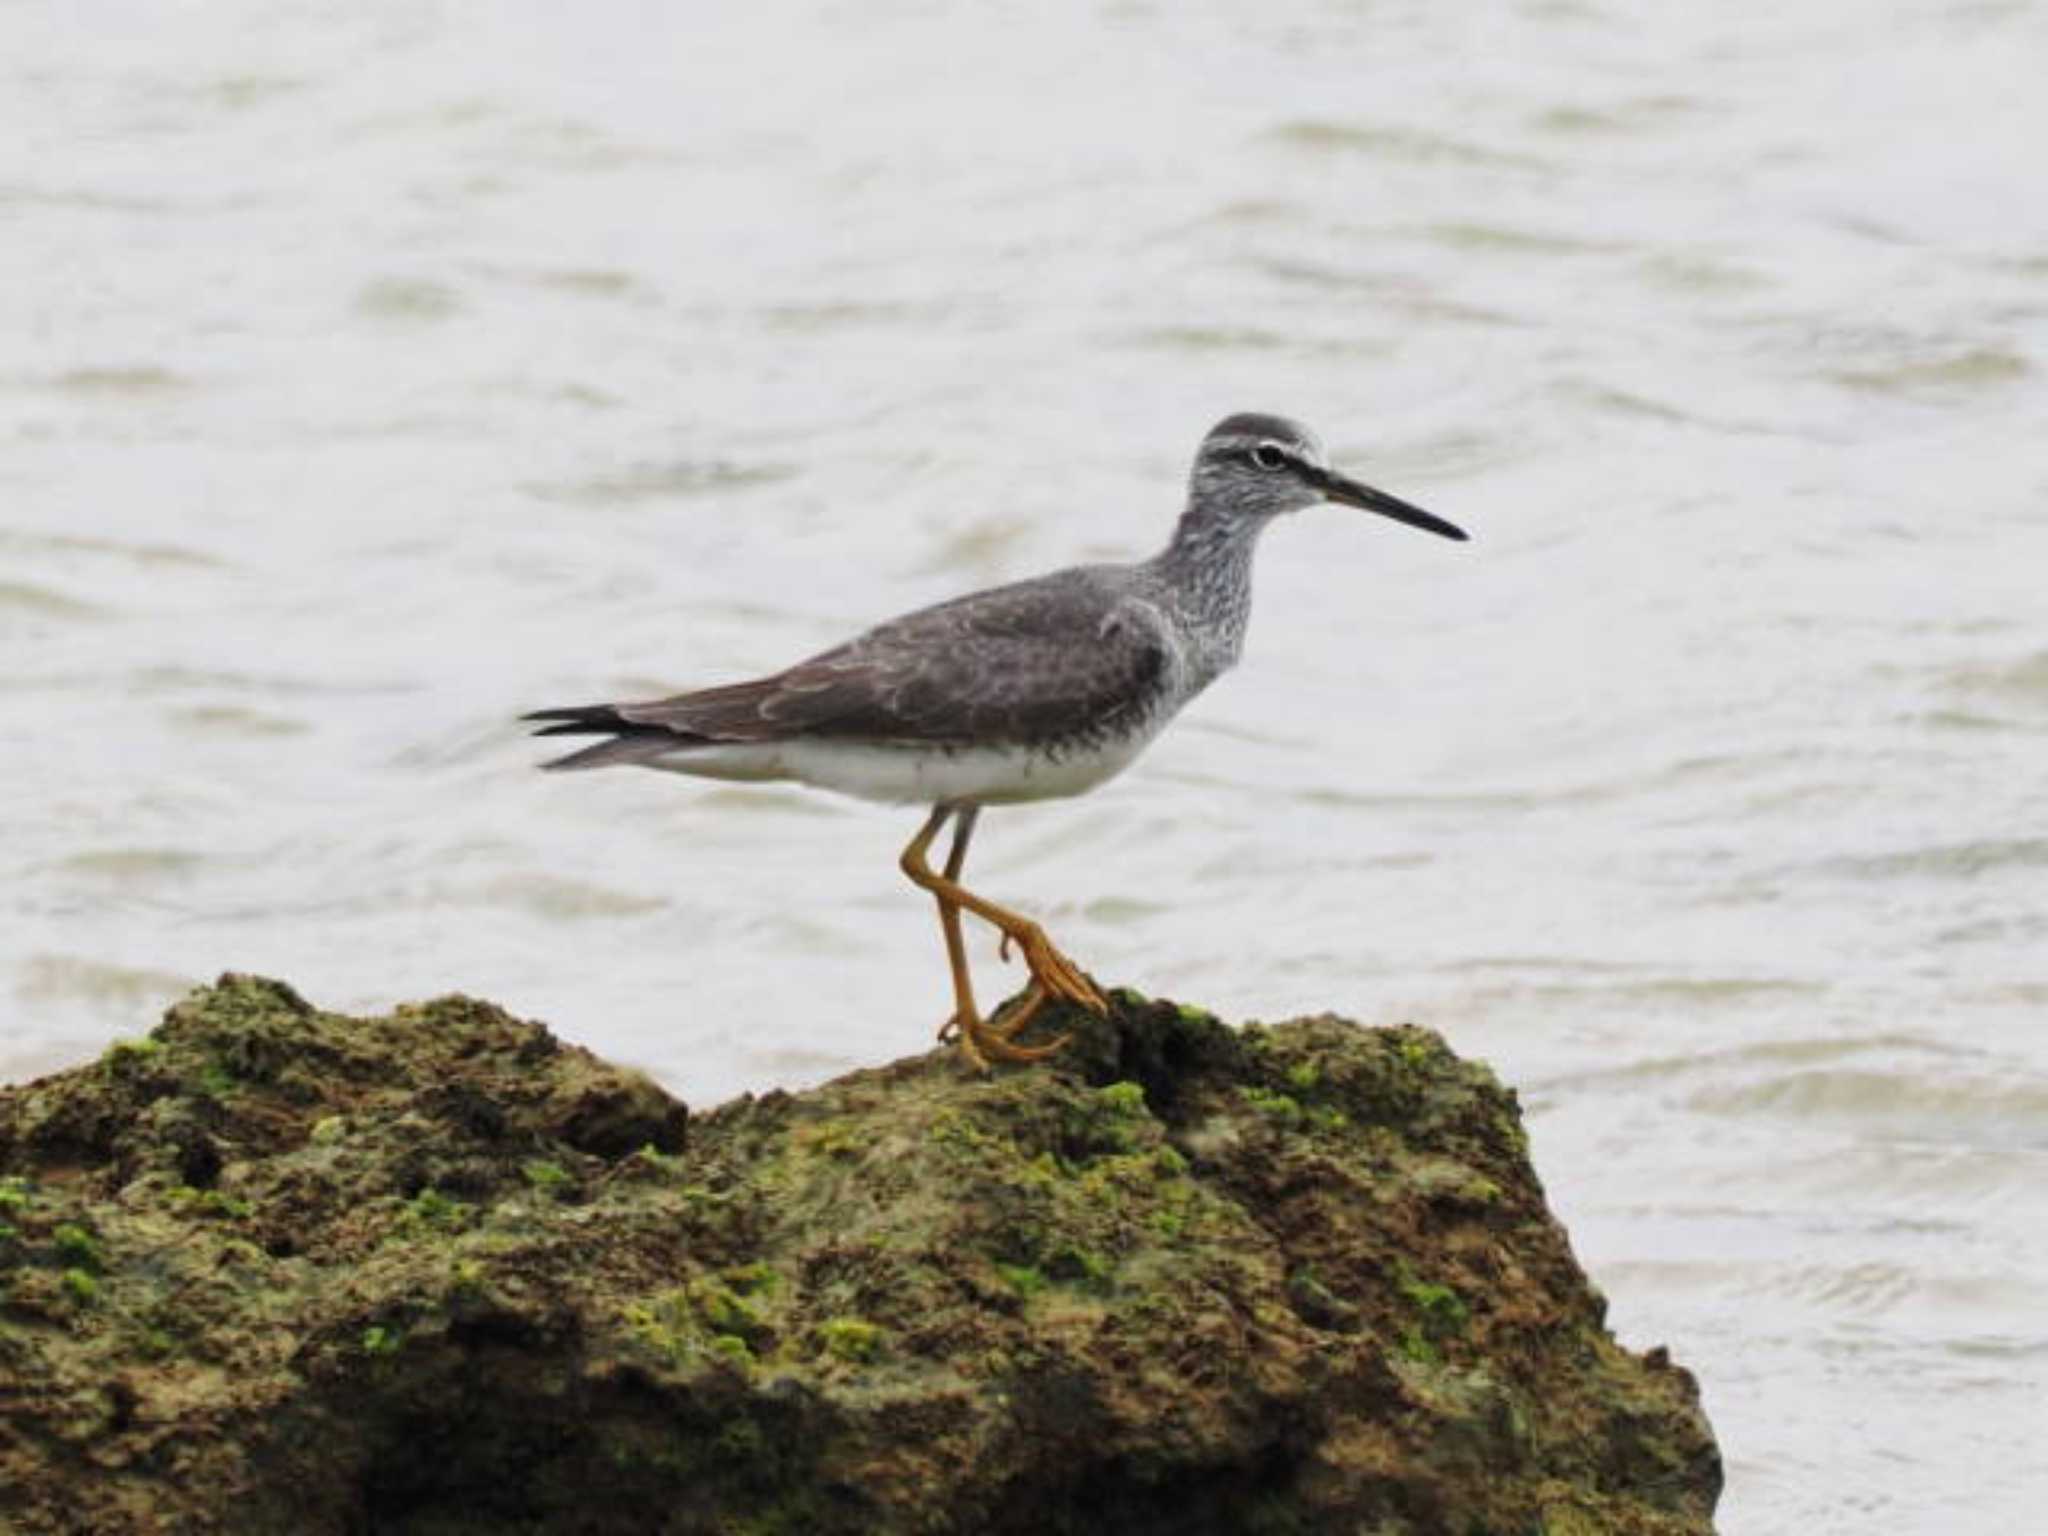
top-left (8, 3), bottom-right (2048, 1529)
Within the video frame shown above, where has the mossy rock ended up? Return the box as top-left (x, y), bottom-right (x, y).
top-left (0, 975), bottom-right (1720, 1534)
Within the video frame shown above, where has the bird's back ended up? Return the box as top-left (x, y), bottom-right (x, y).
top-left (528, 560), bottom-right (1196, 790)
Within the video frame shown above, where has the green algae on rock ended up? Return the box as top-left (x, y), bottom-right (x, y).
top-left (0, 974), bottom-right (1720, 1535)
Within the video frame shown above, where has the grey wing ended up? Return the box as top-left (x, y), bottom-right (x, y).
top-left (615, 569), bottom-right (1177, 748)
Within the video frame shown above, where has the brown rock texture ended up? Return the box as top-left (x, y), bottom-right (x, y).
top-left (0, 975), bottom-right (1720, 1534)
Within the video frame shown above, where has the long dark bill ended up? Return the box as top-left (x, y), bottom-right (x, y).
top-left (1309, 465), bottom-right (1468, 542)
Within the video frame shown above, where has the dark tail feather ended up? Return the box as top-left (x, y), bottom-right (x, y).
top-left (521, 703), bottom-right (706, 772)
top-left (522, 703), bottom-right (639, 739)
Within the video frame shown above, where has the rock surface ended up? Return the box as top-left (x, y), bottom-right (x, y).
top-left (0, 975), bottom-right (1720, 1534)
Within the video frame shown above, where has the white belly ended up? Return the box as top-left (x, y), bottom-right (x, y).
top-left (642, 732), bottom-right (1155, 806)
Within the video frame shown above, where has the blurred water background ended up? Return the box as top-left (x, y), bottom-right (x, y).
top-left (6, 2), bottom-right (2047, 1529)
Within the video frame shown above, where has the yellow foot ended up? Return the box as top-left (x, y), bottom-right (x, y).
top-left (939, 986), bottom-right (1073, 1069)
top-left (979, 983), bottom-right (1072, 1060)
top-left (996, 922), bottom-right (1108, 1016)
top-left (941, 1011), bottom-right (993, 1073)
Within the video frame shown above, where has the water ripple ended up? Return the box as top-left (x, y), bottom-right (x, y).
top-left (526, 459), bottom-right (798, 506)
top-left (1802, 838), bottom-right (2048, 882)
top-left (1266, 119), bottom-right (1552, 172)
top-left (1687, 1068), bottom-right (2048, 1149)
top-left (1832, 346), bottom-right (2030, 398)
top-left (0, 581), bottom-right (105, 621)
top-left (15, 952), bottom-right (195, 1009)
top-left (463, 873), bottom-right (668, 921)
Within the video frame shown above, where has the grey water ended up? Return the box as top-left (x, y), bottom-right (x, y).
top-left (6, 4), bottom-right (2047, 1530)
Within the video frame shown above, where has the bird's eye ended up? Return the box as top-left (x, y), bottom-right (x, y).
top-left (1250, 442), bottom-right (1288, 471)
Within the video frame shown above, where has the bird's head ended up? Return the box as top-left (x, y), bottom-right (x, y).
top-left (1188, 412), bottom-right (1466, 541)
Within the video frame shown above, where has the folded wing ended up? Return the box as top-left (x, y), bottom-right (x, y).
top-left (526, 567), bottom-right (1175, 769)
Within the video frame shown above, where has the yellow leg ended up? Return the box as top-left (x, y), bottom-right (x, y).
top-left (901, 806), bottom-right (1103, 1066)
top-left (983, 981), bottom-right (1074, 1060)
top-left (928, 807), bottom-right (990, 1071)
top-left (901, 806), bottom-right (1106, 1016)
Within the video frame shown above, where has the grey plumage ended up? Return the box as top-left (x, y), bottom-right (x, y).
top-left (526, 412), bottom-right (1464, 791)
top-left (527, 569), bottom-right (1174, 769)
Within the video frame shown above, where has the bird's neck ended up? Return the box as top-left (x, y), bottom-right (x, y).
top-left (1148, 508), bottom-right (1268, 683)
